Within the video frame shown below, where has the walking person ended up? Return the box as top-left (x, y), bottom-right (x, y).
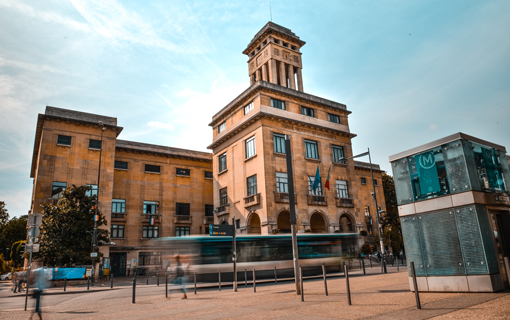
top-left (172, 255), bottom-right (188, 299)
top-left (30, 267), bottom-right (49, 320)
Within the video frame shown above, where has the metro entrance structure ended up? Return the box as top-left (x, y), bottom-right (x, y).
top-left (390, 133), bottom-right (510, 292)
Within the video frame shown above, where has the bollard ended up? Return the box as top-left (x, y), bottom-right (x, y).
top-left (397, 259), bottom-right (400, 271)
top-left (132, 277), bottom-right (136, 303)
top-left (253, 269), bottom-right (256, 293)
top-left (165, 274), bottom-right (168, 298)
top-left (300, 265), bottom-right (304, 302)
top-left (147, 272), bottom-right (149, 285)
top-left (245, 269), bottom-right (247, 288)
top-left (87, 276), bottom-right (90, 290)
top-left (322, 263), bottom-right (328, 296)
top-left (359, 259), bottom-right (361, 269)
top-left (64, 277), bottom-right (67, 292)
top-left (157, 272), bottom-right (159, 286)
top-left (219, 270), bottom-right (221, 291)
top-left (410, 262), bottom-right (421, 309)
top-left (274, 266), bottom-right (277, 285)
top-left (362, 259), bottom-right (366, 275)
top-left (345, 264), bottom-right (351, 306)
top-left (111, 274), bottom-right (114, 289)
top-left (194, 272), bottom-right (197, 294)
top-left (370, 258), bottom-right (372, 268)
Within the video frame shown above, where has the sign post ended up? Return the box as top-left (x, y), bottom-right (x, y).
top-left (24, 218), bottom-right (41, 311)
top-left (210, 223), bottom-right (236, 291)
top-left (232, 217), bottom-right (237, 292)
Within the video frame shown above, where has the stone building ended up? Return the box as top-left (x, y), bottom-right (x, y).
top-left (208, 22), bottom-right (385, 241)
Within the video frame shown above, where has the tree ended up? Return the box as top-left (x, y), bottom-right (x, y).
top-left (0, 201), bottom-right (9, 227)
top-left (381, 173), bottom-right (403, 253)
top-left (38, 185), bottom-right (109, 267)
top-left (0, 214), bottom-right (28, 268)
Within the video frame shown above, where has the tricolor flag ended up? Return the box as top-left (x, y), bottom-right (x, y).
top-left (94, 215), bottom-right (99, 222)
top-left (312, 165), bottom-right (321, 191)
top-left (324, 165), bottom-right (331, 190)
top-left (149, 217), bottom-right (155, 225)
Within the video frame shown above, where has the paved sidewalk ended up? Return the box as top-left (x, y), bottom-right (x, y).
top-left (1, 269), bottom-right (508, 319)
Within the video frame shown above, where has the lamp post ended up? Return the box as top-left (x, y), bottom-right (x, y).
top-left (91, 121), bottom-right (107, 282)
top-left (341, 148), bottom-right (387, 273)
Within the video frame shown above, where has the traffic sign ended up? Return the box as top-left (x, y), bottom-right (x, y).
top-left (210, 224), bottom-right (234, 236)
top-left (90, 252), bottom-right (98, 257)
top-left (27, 214), bottom-right (43, 227)
top-left (27, 227), bottom-right (40, 238)
top-left (25, 244), bottom-right (40, 253)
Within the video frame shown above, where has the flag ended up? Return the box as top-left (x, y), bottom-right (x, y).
top-left (312, 165), bottom-right (321, 190)
top-left (94, 215), bottom-right (99, 222)
top-left (149, 217), bottom-right (155, 225)
top-left (325, 165), bottom-right (331, 190)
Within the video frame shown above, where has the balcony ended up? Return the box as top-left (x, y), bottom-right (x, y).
top-left (244, 193), bottom-right (261, 207)
top-left (335, 197), bottom-right (354, 208)
top-left (142, 213), bottom-right (162, 223)
top-left (203, 216), bottom-right (214, 225)
top-left (274, 192), bottom-right (297, 204)
top-left (111, 213), bottom-right (127, 221)
top-left (307, 195), bottom-right (327, 206)
top-left (216, 204), bottom-right (230, 216)
top-left (174, 215), bottom-right (192, 224)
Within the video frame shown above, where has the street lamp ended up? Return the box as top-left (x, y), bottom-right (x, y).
top-left (91, 121), bottom-right (107, 282)
top-left (341, 148), bottom-right (387, 273)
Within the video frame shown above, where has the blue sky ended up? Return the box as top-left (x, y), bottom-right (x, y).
top-left (1, 0), bottom-right (509, 217)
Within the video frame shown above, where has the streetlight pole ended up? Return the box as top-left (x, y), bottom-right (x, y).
top-left (92, 121), bottom-right (107, 282)
top-left (341, 148), bottom-right (387, 273)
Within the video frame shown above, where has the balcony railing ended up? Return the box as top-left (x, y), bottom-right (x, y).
top-left (335, 197), bottom-right (354, 208)
top-left (203, 216), bottom-right (214, 225)
top-left (307, 195), bottom-right (327, 206)
top-left (244, 193), bottom-right (261, 207)
top-left (173, 215), bottom-right (192, 224)
top-left (111, 213), bottom-right (127, 220)
top-left (274, 192), bottom-right (297, 204)
top-left (216, 204), bottom-right (230, 216)
top-left (143, 213), bottom-right (162, 223)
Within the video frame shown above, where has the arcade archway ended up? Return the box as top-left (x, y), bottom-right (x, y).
top-left (310, 212), bottom-right (327, 233)
top-left (339, 214), bottom-right (354, 233)
top-left (248, 212), bottom-right (261, 234)
top-left (277, 210), bottom-right (291, 233)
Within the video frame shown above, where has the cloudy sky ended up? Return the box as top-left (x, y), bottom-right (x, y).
top-left (1, 0), bottom-right (509, 217)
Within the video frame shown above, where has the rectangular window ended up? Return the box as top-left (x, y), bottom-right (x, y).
top-left (245, 136), bottom-right (256, 158)
top-left (218, 122), bottom-right (226, 133)
top-left (271, 98), bottom-right (285, 110)
top-left (219, 187), bottom-right (228, 206)
top-left (244, 101), bottom-right (254, 115)
top-left (301, 106), bottom-right (314, 117)
top-left (332, 146), bottom-right (345, 163)
top-left (143, 201), bottom-right (158, 214)
top-left (328, 114), bottom-right (340, 124)
top-left (273, 133), bottom-right (286, 154)
top-left (205, 171), bottom-right (213, 179)
top-left (51, 181), bottom-right (67, 199)
top-left (235, 219), bottom-right (240, 229)
top-left (276, 172), bottom-right (288, 193)
top-left (112, 199), bottom-right (126, 213)
top-left (145, 164), bottom-right (160, 173)
top-left (336, 180), bottom-right (349, 198)
top-left (57, 135), bottom-right (71, 146)
top-left (111, 225), bottom-right (124, 238)
top-left (247, 175), bottom-right (257, 196)
top-left (304, 140), bottom-right (319, 159)
top-left (138, 251), bottom-right (161, 265)
top-left (142, 226), bottom-right (159, 239)
top-left (114, 161), bottom-right (128, 170)
top-left (219, 153), bottom-right (227, 172)
top-left (361, 177), bottom-right (367, 185)
top-left (89, 139), bottom-right (102, 150)
top-left (85, 184), bottom-right (98, 198)
top-left (176, 168), bottom-right (190, 176)
top-left (176, 226), bottom-right (190, 237)
top-left (308, 176), bottom-right (323, 195)
top-left (205, 204), bottom-right (214, 217)
top-left (373, 179), bottom-right (378, 186)
top-left (176, 203), bottom-right (190, 216)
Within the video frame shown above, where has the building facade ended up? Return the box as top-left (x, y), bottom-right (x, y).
top-left (208, 22), bottom-right (385, 243)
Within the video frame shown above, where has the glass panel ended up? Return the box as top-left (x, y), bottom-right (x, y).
top-left (332, 146), bottom-right (345, 163)
top-left (443, 140), bottom-right (471, 194)
top-left (400, 216), bottom-right (426, 276)
top-left (114, 161), bottom-right (128, 170)
top-left (112, 199), bottom-right (126, 213)
top-left (471, 141), bottom-right (508, 192)
top-left (336, 180), bottom-right (348, 198)
top-left (391, 159), bottom-right (413, 205)
top-left (85, 184), bottom-right (98, 197)
top-left (274, 134), bottom-right (286, 154)
top-left (407, 147), bottom-right (449, 201)
top-left (219, 154), bottom-right (227, 172)
top-left (57, 135), bottom-right (71, 146)
top-left (455, 205), bottom-right (488, 274)
top-left (304, 140), bottom-right (318, 159)
top-left (89, 139), bottom-right (102, 149)
top-left (247, 175), bottom-right (257, 196)
top-left (245, 137), bottom-right (256, 158)
top-left (52, 182), bottom-right (67, 199)
top-left (308, 176), bottom-right (322, 195)
top-left (276, 172), bottom-right (288, 193)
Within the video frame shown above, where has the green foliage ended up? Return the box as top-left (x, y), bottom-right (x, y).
top-left (0, 213), bottom-right (28, 267)
top-left (0, 253), bottom-right (9, 274)
top-left (361, 243), bottom-right (372, 255)
top-left (0, 201), bottom-right (9, 227)
top-left (359, 230), bottom-right (368, 237)
top-left (38, 185), bottom-right (109, 267)
top-left (381, 173), bottom-right (403, 253)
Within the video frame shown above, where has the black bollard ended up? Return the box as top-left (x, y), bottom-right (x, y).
top-left (157, 272), bottom-right (159, 286)
top-left (219, 270), bottom-right (221, 291)
top-left (370, 258), bottom-right (372, 268)
top-left (410, 262), bottom-right (421, 309)
top-left (64, 277), bottom-right (67, 292)
top-left (87, 276), bottom-right (90, 290)
top-left (132, 277), bottom-right (136, 303)
top-left (362, 259), bottom-right (366, 275)
top-left (253, 269), bottom-right (256, 293)
top-left (111, 274), bottom-right (114, 289)
top-left (345, 264), bottom-right (351, 305)
top-left (397, 259), bottom-right (400, 271)
top-left (322, 263), bottom-right (328, 296)
top-left (343, 262), bottom-right (346, 278)
top-left (165, 274), bottom-right (168, 298)
top-left (274, 266), bottom-right (277, 284)
top-left (245, 269), bottom-right (247, 288)
top-left (194, 272), bottom-right (197, 295)
top-left (147, 272), bottom-right (149, 285)
top-left (300, 265), bottom-right (304, 302)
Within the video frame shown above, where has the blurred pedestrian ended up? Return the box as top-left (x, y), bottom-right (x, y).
top-left (172, 255), bottom-right (188, 300)
top-left (30, 267), bottom-right (49, 320)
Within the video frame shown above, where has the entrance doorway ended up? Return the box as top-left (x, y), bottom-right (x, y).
top-left (493, 210), bottom-right (510, 288)
top-left (310, 212), bottom-right (327, 233)
top-left (110, 252), bottom-right (127, 277)
top-left (339, 214), bottom-right (354, 233)
top-left (248, 213), bottom-right (261, 234)
top-left (277, 211), bottom-right (291, 233)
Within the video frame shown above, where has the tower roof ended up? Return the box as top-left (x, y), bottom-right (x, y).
top-left (243, 22), bottom-right (306, 55)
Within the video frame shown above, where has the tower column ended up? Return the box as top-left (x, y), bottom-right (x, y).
top-left (250, 74), bottom-right (255, 85)
top-left (279, 62), bottom-right (287, 87)
top-left (296, 68), bottom-right (303, 92)
top-left (288, 64), bottom-right (296, 90)
top-left (255, 69), bottom-right (261, 81)
top-left (262, 64), bottom-right (268, 82)
top-left (269, 59), bottom-right (278, 84)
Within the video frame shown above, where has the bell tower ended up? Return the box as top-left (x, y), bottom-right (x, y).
top-left (243, 22), bottom-right (306, 92)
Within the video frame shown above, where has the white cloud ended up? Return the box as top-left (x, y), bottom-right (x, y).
top-left (148, 121), bottom-right (174, 130)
